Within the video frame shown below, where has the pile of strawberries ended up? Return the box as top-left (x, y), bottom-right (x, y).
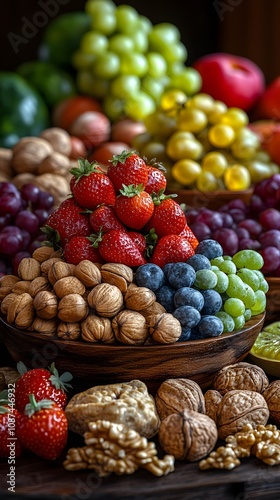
top-left (43, 151), bottom-right (198, 268)
top-left (0, 363), bottom-right (72, 461)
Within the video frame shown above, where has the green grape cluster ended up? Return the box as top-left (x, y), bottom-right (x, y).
top-left (211, 249), bottom-right (268, 333)
top-left (73, 0), bottom-right (202, 121)
top-left (250, 322), bottom-right (280, 360)
top-left (133, 89), bottom-right (279, 192)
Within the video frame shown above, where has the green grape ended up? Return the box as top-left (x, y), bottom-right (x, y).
top-left (187, 93), bottom-right (215, 115)
top-left (166, 131), bottom-right (203, 161)
top-left (120, 53), bottom-right (148, 77)
top-left (213, 270), bottom-right (229, 294)
top-left (72, 51), bottom-right (95, 70)
top-left (138, 15), bottom-right (153, 34)
top-left (232, 250), bottom-right (264, 271)
top-left (236, 268), bottom-right (260, 291)
top-left (211, 265), bottom-right (219, 272)
top-left (211, 256), bottom-right (224, 266)
top-left (91, 52), bottom-right (120, 79)
top-left (258, 279), bottom-right (269, 293)
top-left (216, 311), bottom-right (235, 333)
top-left (168, 67), bottom-right (202, 96)
top-left (196, 171), bottom-right (221, 192)
top-left (85, 0), bottom-right (116, 16)
top-left (108, 34), bottom-right (135, 54)
top-left (226, 274), bottom-right (247, 300)
top-left (90, 11), bottom-right (116, 35)
top-left (208, 100), bottom-right (228, 124)
top-left (83, 75), bottom-right (109, 98)
top-left (110, 74), bottom-right (141, 98)
top-left (146, 53), bottom-right (167, 78)
top-left (201, 151), bottom-right (228, 178)
top-left (194, 269), bottom-right (218, 290)
top-left (243, 284), bottom-right (256, 309)
top-left (223, 297), bottom-right (246, 317)
top-left (115, 4), bottom-right (140, 34)
top-left (141, 76), bottom-right (166, 104)
top-left (159, 42), bottom-right (188, 64)
top-left (231, 135), bottom-right (258, 161)
top-left (160, 89), bottom-right (187, 116)
top-left (76, 70), bottom-right (96, 95)
top-left (148, 23), bottom-right (181, 50)
top-left (140, 141), bottom-right (168, 163)
top-left (102, 94), bottom-right (125, 122)
top-left (244, 308), bottom-right (252, 321)
top-left (219, 107), bottom-right (249, 129)
top-left (233, 315), bottom-right (246, 330)
top-left (144, 110), bottom-right (177, 138)
top-left (80, 31), bottom-right (108, 55)
top-left (177, 107), bottom-right (208, 134)
top-left (124, 92), bottom-right (156, 121)
top-left (130, 30), bottom-right (149, 53)
top-left (250, 290), bottom-right (266, 316)
top-left (223, 255), bottom-right (233, 261)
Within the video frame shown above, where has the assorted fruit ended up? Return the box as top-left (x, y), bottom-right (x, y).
top-left (251, 322), bottom-right (280, 361)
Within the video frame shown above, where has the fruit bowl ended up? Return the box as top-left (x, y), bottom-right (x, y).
top-left (249, 352), bottom-right (280, 378)
top-left (165, 188), bottom-right (253, 211)
top-left (0, 313), bottom-right (265, 394)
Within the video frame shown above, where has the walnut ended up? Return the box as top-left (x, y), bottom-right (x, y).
top-left (31, 317), bottom-right (57, 336)
top-left (12, 280), bottom-right (30, 294)
top-left (37, 152), bottom-right (71, 176)
top-left (40, 127), bottom-right (72, 156)
top-left (1, 293), bottom-right (19, 315)
top-left (81, 314), bottom-right (115, 343)
top-left (87, 283), bottom-right (123, 317)
top-left (0, 275), bottom-right (20, 301)
top-left (212, 362), bottom-right (270, 395)
top-left (6, 293), bottom-right (34, 329)
top-left (65, 379), bottom-right (160, 438)
top-left (158, 408), bottom-right (218, 461)
top-left (33, 290), bottom-right (58, 319)
top-left (262, 380), bottom-right (280, 425)
top-left (17, 258), bottom-right (41, 281)
top-left (48, 261), bottom-right (75, 286)
top-left (40, 257), bottom-right (63, 276)
top-left (58, 293), bottom-right (89, 322)
top-left (29, 276), bottom-right (52, 297)
top-left (148, 313), bottom-right (182, 344)
top-left (53, 276), bottom-right (86, 298)
top-left (12, 137), bottom-right (53, 174)
top-left (204, 389), bottom-right (223, 422)
top-left (32, 246), bottom-right (62, 263)
top-left (0, 367), bottom-right (20, 386)
top-left (124, 284), bottom-right (156, 311)
top-left (63, 420), bottom-right (175, 477)
top-left (112, 310), bottom-right (148, 345)
top-left (74, 260), bottom-right (102, 287)
top-left (57, 322), bottom-right (81, 341)
top-left (101, 263), bottom-right (133, 293)
top-left (139, 301), bottom-right (166, 319)
top-left (155, 378), bottom-right (205, 420)
top-left (212, 390), bottom-right (270, 440)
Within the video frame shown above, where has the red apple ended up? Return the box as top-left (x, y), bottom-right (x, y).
top-left (251, 76), bottom-right (280, 120)
top-left (193, 52), bottom-right (265, 111)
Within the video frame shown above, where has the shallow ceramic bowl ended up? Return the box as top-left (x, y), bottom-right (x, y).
top-left (265, 277), bottom-right (280, 324)
top-left (165, 188), bottom-right (253, 211)
top-left (0, 313), bottom-right (265, 393)
top-left (248, 352), bottom-right (280, 378)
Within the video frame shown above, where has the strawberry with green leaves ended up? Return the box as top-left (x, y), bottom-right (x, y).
top-left (107, 150), bottom-right (149, 192)
top-left (89, 204), bottom-right (125, 233)
top-left (149, 234), bottom-right (195, 267)
top-left (114, 184), bottom-right (154, 230)
top-left (17, 394), bottom-right (68, 461)
top-left (15, 362), bottom-right (72, 413)
top-left (97, 229), bottom-right (147, 267)
top-left (42, 198), bottom-right (92, 248)
top-left (145, 191), bottom-right (187, 238)
top-left (70, 158), bottom-right (116, 209)
top-left (0, 390), bottom-right (24, 458)
top-left (63, 235), bottom-right (104, 265)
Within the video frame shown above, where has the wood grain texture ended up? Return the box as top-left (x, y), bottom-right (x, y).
top-left (165, 188), bottom-right (253, 211)
top-left (265, 278), bottom-right (280, 324)
top-left (0, 314), bottom-right (265, 393)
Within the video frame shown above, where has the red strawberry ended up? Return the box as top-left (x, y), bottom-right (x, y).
top-left (179, 224), bottom-right (199, 250)
top-left (107, 150), bottom-right (149, 192)
top-left (70, 158), bottom-right (116, 209)
top-left (63, 235), bottom-right (104, 265)
top-left (98, 229), bottom-right (146, 266)
top-left (43, 198), bottom-right (92, 248)
top-left (150, 234), bottom-right (195, 267)
top-left (0, 391), bottom-right (24, 458)
top-left (15, 362), bottom-right (72, 413)
top-left (128, 231), bottom-right (147, 256)
top-left (114, 184), bottom-right (154, 230)
top-left (17, 394), bottom-right (68, 461)
top-left (89, 204), bottom-right (125, 233)
top-left (145, 163), bottom-right (167, 194)
top-left (145, 193), bottom-right (187, 238)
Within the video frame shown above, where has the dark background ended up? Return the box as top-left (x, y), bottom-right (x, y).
top-left (0, 0), bottom-right (279, 83)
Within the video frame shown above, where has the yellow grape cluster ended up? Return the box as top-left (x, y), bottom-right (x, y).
top-left (133, 90), bottom-right (279, 192)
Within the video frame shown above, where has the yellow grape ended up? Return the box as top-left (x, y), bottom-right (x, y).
top-left (171, 159), bottom-right (202, 185)
top-left (219, 107), bottom-right (249, 128)
top-left (201, 151), bottom-right (228, 177)
top-left (144, 110), bottom-right (177, 138)
top-left (160, 89), bottom-right (187, 116)
top-left (186, 93), bottom-right (215, 115)
top-left (196, 171), bottom-right (222, 192)
top-left (224, 164), bottom-right (251, 190)
top-left (208, 100), bottom-right (228, 124)
top-left (177, 107), bottom-right (208, 133)
top-left (166, 130), bottom-right (203, 160)
top-left (208, 123), bottom-right (236, 148)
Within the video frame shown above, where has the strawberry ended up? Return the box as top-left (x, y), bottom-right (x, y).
top-left (63, 235), bottom-right (104, 265)
top-left (149, 234), bottom-right (195, 267)
top-left (145, 162), bottom-right (167, 194)
top-left (15, 362), bottom-right (72, 413)
top-left (145, 192), bottom-right (187, 238)
top-left (42, 198), bottom-right (92, 248)
top-left (17, 394), bottom-right (68, 461)
top-left (179, 224), bottom-right (199, 250)
top-left (98, 229), bottom-right (146, 266)
top-left (89, 204), bottom-right (125, 233)
top-left (107, 150), bottom-right (149, 192)
top-left (114, 184), bottom-right (154, 230)
top-left (128, 231), bottom-right (147, 256)
top-left (70, 158), bottom-right (116, 209)
top-left (0, 390), bottom-right (24, 458)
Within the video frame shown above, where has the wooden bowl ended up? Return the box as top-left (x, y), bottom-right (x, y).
top-left (165, 188), bottom-right (253, 211)
top-left (0, 313), bottom-right (265, 394)
top-left (249, 352), bottom-right (280, 378)
top-left (265, 277), bottom-right (280, 325)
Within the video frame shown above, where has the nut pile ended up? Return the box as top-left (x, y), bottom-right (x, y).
top-left (0, 246), bottom-right (185, 345)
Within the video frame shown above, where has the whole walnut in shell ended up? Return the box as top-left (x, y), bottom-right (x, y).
top-left (262, 380), bottom-right (280, 425)
top-left (81, 314), bottom-right (115, 343)
top-left (33, 291), bottom-right (58, 320)
top-left (148, 313), bottom-right (182, 344)
top-left (112, 310), bottom-right (148, 345)
top-left (58, 294), bottom-right (89, 322)
top-left (158, 409), bottom-right (218, 461)
top-left (212, 362), bottom-right (269, 395)
top-left (125, 284), bottom-right (156, 311)
top-left (87, 283), bottom-right (123, 317)
top-left (155, 378), bottom-right (205, 420)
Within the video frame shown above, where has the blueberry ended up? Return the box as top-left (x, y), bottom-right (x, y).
top-left (178, 327), bottom-right (192, 342)
top-left (174, 287), bottom-right (204, 312)
top-left (155, 285), bottom-right (175, 313)
top-left (186, 254), bottom-right (212, 271)
top-left (135, 263), bottom-right (165, 291)
top-left (165, 262), bottom-right (196, 290)
top-left (196, 315), bottom-right (224, 338)
top-left (195, 239), bottom-right (223, 260)
top-left (173, 305), bottom-right (201, 328)
top-left (200, 289), bottom-right (223, 315)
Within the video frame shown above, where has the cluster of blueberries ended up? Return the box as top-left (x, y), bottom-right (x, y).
top-left (135, 239), bottom-right (225, 341)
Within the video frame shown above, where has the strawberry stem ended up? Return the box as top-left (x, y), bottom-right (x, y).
top-left (119, 184), bottom-right (144, 197)
top-left (48, 362), bottom-right (73, 391)
top-left (40, 225), bottom-right (62, 251)
top-left (108, 149), bottom-right (136, 166)
top-left (144, 228), bottom-right (158, 258)
top-left (152, 189), bottom-right (178, 206)
top-left (70, 158), bottom-right (102, 184)
top-left (25, 394), bottom-right (54, 417)
top-left (0, 390), bottom-right (9, 412)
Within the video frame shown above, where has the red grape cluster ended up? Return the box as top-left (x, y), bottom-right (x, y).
top-left (0, 182), bottom-right (54, 276)
top-left (185, 174), bottom-right (280, 276)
